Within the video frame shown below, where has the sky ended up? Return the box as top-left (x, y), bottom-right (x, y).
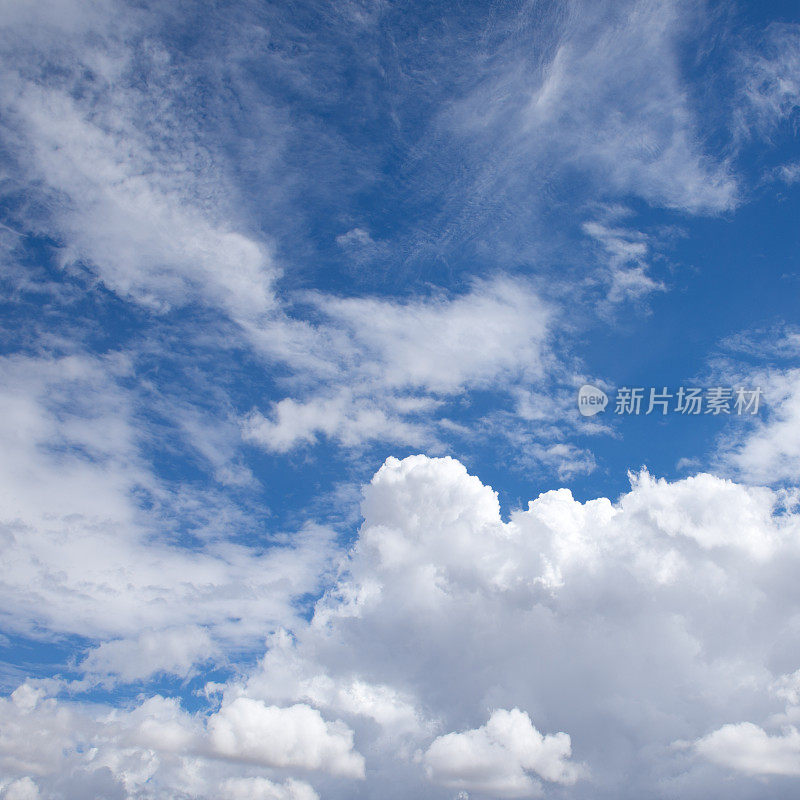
top-left (1, 0), bottom-right (800, 798)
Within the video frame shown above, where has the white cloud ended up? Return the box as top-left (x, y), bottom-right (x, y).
top-left (619, 469), bottom-right (782, 558)
top-left (242, 389), bottom-right (434, 453)
top-left (241, 629), bottom-right (431, 740)
top-left (777, 162), bottom-right (800, 185)
top-left (423, 708), bottom-right (583, 797)
top-left (243, 277), bottom-right (554, 452)
top-left (708, 329), bottom-right (800, 485)
top-left (314, 277), bottom-right (550, 394)
top-left (1, 74), bottom-right (277, 321)
top-left (5, 456), bottom-right (800, 795)
top-left (0, 778), bottom-right (40, 800)
top-left (275, 455), bottom-right (800, 796)
top-left (735, 23), bottom-right (800, 140)
top-left (334, 227), bottom-right (388, 265)
top-left (773, 669), bottom-right (800, 707)
top-left (582, 219), bottom-right (665, 305)
top-left (0, 684), bottom-right (336, 798)
top-left (208, 699), bottom-right (365, 778)
top-left (719, 368), bottom-right (800, 485)
top-left (525, 0), bottom-right (737, 213)
top-left (336, 228), bottom-right (374, 249)
top-left (79, 626), bottom-right (218, 685)
top-left (0, 352), bottom-right (338, 649)
top-left (219, 777), bottom-right (319, 800)
top-left (446, 0), bottom-right (738, 215)
top-left (695, 723), bottom-right (800, 777)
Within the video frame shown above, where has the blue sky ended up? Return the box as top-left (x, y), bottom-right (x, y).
top-left (1, 1), bottom-right (800, 798)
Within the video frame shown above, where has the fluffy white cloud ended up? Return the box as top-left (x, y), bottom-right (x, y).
top-left (5, 455), bottom-right (800, 796)
top-left (423, 708), bottom-right (583, 797)
top-left (242, 629), bottom-right (431, 740)
top-left (0, 683), bottom-right (335, 799)
top-left (695, 723), bottom-right (800, 777)
top-left (208, 699), bottom-right (365, 778)
top-left (690, 663), bottom-right (800, 778)
top-left (268, 455), bottom-right (800, 797)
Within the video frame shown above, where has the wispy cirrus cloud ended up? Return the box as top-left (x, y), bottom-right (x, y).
top-left (734, 22), bottom-right (800, 142)
top-left (440, 0), bottom-right (738, 221)
top-left (0, 351), bottom-right (339, 657)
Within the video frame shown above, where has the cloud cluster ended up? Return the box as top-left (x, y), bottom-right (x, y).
top-left (0, 683), bottom-right (348, 799)
top-left (0, 0), bottom-right (571, 461)
top-left (208, 699), bottom-right (365, 778)
top-left (0, 0), bottom-right (767, 465)
top-left (3, 454), bottom-right (800, 796)
top-left (423, 708), bottom-right (583, 797)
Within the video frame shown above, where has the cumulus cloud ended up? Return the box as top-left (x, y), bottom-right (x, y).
top-left (695, 723), bottom-right (800, 777)
top-left (423, 708), bottom-right (583, 797)
top-left (0, 683), bottom-right (338, 798)
top-left (5, 455), bottom-right (800, 795)
top-left (242, 628), bottom-right (431, 740)
top-left (295, 456), bottom-right (800, 796)
top-left (207, 699), bottom-right (365, 778)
